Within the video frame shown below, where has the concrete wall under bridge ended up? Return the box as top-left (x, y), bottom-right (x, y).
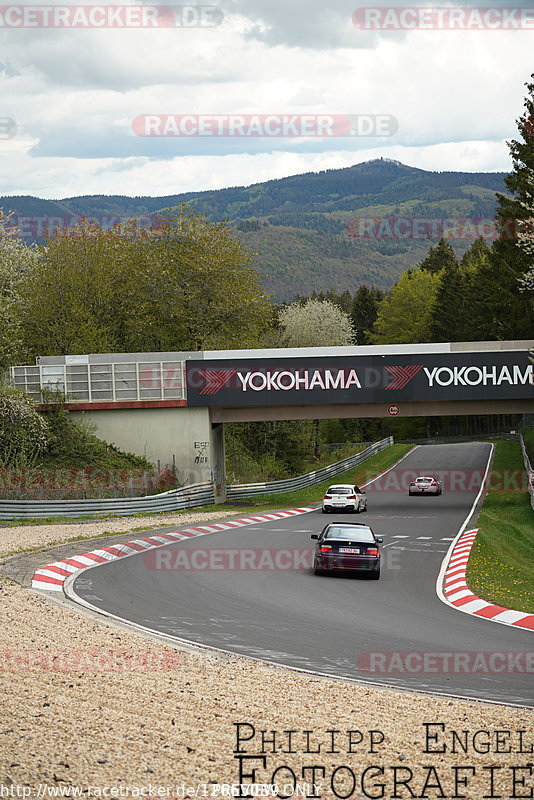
top-left (69, 405), bottom-right (227, 502)
top-left (10, 339), bottom-right (533, 501)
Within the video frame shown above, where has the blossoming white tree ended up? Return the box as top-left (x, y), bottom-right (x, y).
top-left (279, 299), bottom-right (354, 347)
top-left (517, 178), bottom-right (534, 293)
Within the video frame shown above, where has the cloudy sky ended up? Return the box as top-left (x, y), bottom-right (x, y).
top-left (0, 0), bottom-right (532, 198)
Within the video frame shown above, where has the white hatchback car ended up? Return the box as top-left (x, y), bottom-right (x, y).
top-left (322, 484), bottom-right (367, 514)
top-left (408, 476), bottom-right (442, 495)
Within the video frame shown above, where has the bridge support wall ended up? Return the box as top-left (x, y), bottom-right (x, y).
top-left (70, 406), bottom-right (227, 501)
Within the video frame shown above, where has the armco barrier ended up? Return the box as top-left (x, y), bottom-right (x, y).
top-left (0, 482), bottom-right (214, 521)
top-left (0, 438), bottom-right (393, 521)
top-left (226, 437), bottom-right (393, 499)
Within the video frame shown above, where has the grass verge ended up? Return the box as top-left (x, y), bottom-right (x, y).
top-left (466, 439), bottom-right (534, 614)
top-left (218, 442), bottom-right (413, 510)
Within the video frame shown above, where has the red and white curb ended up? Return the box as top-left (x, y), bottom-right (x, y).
top-left (441, 528), bottom-right (534, 632)
top-left (31, 507), bottom-right (314, 591)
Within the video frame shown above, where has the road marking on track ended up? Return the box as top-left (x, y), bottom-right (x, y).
top-left (416, 536), bottom-right (432, 540)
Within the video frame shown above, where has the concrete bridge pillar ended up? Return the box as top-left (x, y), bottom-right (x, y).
top-left (70, 406), bottom-right (227, 501)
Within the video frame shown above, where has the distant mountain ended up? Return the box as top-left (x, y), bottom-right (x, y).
top-left (0, 159), bottom-right (507, 301)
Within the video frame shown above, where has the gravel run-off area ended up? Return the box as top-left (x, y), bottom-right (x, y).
top-left (0, 511), bottom-right (532, 798)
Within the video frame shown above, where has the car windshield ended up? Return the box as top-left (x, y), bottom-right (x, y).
top-left (325, 526), bottom-right (375, 542)
top-left (327, 486), bottom-right (353, 495)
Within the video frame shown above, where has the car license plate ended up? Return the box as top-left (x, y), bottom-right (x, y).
top-left (333, 501), bottom-right (344, 505)
top-left (339, 547), bottom-right (359, 554)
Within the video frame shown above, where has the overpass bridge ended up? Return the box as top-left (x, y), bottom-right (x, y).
top-left (10, 340), bottom-right (534, 500)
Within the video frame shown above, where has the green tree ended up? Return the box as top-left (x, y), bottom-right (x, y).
top-left (428, 261), bottom-right (465, 342)
top-left (460, 236), bottom-right (491, 270)
top-left (350, 285), bottom-right (384, 344)
top-left (0, 384), bottom-right (48, 466)
top-left (372, 269), bottom-right (442, 344)
top-left (225, 419), bottom-right (316, 481)
top-left (0, 212), bottom-right (40, 370)
top-left (428, 238), bottom-right (492, 342)
top-left (475, 75), bottom-right (534, 339)
top-left (18, 207), bottom-right (272, 357)
top-left (418, 238), bottom-right (458, 274)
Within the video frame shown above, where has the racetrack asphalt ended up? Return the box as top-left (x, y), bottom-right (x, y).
top-left (69, 443), bottom-right (534, 707)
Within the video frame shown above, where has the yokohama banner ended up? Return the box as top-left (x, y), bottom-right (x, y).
top-left (185, 351), bottom-right (533, 407)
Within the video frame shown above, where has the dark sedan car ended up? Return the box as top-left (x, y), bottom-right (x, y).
top-left (311, 522), bottom-right (383, 579)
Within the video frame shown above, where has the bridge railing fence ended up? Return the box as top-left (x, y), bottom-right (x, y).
top-left (9, 361), bottom-right (186, 404)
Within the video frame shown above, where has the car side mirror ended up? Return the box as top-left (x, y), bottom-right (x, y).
top-left (311, 534), bottom-right (318, 539)
top-left (361, 490), bottom-right (366, 494)
top-left (377, 537), bottom-right (383, 543)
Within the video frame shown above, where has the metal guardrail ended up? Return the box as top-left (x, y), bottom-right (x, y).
top-left (0, 438), bottom-right (393, 520)
top-left (9, 361), bottom-right (185, 403)
top-left (226, 437), bottom-right (393, 499)
top-left (518, 434), bottom-right (534, 512)
top-left (0, 482), bottom-right (214, 521)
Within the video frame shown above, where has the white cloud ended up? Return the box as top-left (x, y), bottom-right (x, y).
top-left (0, 140), bottom-right (512, 199)
top-left (0, 4), bottom-right (531, 197)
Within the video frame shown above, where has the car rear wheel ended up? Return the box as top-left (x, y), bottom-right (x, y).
top-left (370, 569), bottom-right (380, 580)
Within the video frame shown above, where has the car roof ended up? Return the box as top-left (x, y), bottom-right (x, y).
top-left (323, 522), bottom-right (375, 536)
top-left (324, 522), bottom-right (372, 529)
top-left (327, 484), bottom-right (355, 488)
